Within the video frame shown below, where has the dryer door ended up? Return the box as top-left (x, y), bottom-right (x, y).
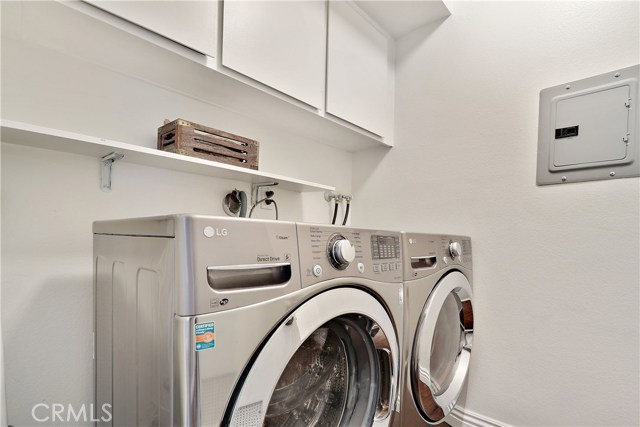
top-left (412, 271), bottom-right (473, 423)
top-left (226, 287), bottom-right (399, 427)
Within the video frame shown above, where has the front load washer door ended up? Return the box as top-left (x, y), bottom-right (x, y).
top-left (226, 287), bottom-right (399, 427)
top-left (412, 271), bottom-right (473, 424)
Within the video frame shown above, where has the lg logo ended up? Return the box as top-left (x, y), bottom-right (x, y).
top-left (204, 226), bottom-right (228, 238)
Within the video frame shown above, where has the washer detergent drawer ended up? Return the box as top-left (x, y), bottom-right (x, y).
top-left (207, 262), bottom-right (292, 290)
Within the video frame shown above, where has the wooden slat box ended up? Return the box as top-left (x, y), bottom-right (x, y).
top-left (157, 119), bottom-right (259, 170)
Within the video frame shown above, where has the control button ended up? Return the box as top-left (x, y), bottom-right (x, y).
top-left (397, 262), bottom-right (402, 271)
top-left (312, 265), bottom-right (323, 277)
top-left (373, 264), bottom-right (381, 273)
top-left (381, 263), bottom-right (389, 272)
top-left (389, 263), bottom-right (396, 271)
top-left (357, 262), bottom-right (365, 273)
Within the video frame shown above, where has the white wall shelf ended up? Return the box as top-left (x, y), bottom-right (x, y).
top-left (0, 120), bottom-right (336, 193)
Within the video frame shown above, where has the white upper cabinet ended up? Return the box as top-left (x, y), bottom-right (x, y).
top-left (326, 2), bottom-right (390, 137)
top-left (84, 1), bottom-right (218, 57)
top-left (222, 0), bottom-right (326, 109)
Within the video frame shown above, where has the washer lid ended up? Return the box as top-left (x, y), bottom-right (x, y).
top-left (411, 271), bottom-right (474, 423)
top-left (226, 287), bottom-right (399, 427)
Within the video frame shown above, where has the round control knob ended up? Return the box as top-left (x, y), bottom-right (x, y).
top-left (335, 239), bottom-right (356, 263)
top-left (327, 234), bottom-right (356, 270)
top-left (449, 241), bottom-right (462, 259)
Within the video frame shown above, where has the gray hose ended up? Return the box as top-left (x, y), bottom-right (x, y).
top-left (239, 191), bottom-right (247, 217)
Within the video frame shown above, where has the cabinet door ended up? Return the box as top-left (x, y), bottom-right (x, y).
top-left (327, 2), bottom-right (389, 137)
top-left (85, 1), bottom-right (218, 57)
top-left (222, 0), bottom-right (326, 109)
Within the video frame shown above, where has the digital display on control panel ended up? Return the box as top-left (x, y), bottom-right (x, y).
top-left (371, 235), bottom-right (400, 259)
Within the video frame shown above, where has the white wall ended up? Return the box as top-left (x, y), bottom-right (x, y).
top-left (0, 3), bottom-right (352, 426)
top-left (353, 2), bottom-right (639, 426)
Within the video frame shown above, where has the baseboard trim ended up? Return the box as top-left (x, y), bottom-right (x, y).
top-left (450, 406), bottom-right (512, 427)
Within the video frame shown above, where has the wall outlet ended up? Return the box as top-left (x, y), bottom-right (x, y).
top-left (260, 188), bottom-right (273, 210)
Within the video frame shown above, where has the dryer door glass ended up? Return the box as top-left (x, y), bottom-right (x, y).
top-left (430, 293), bottom-right (462, 395)
top-left (226, 288), bottom-right (399, 427)
top-left (412, 271), bottom-right (473, 423)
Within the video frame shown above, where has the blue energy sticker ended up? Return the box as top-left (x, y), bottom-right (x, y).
top-left (195, 322), bottom-right (215, 351)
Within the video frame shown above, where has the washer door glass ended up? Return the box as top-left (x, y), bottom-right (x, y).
top-left (227, 288), bottom-right (399, 427)
top-left (412, 271), bottom-right (473, 423)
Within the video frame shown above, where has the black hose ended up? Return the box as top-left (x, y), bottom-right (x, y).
top-left (342, 202), bottom-right (350, 226)
top-left (331, 200), bottom-right (339, 225)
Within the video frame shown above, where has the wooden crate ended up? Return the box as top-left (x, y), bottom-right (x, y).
top-left (157, 119), bottom-right (259, 170)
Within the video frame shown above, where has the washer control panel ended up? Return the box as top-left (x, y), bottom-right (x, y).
top-left (297, 224), bottom-right (403, 287)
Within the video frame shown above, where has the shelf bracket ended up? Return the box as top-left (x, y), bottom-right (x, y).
top-left (101, 152), bottom-right (124, 191)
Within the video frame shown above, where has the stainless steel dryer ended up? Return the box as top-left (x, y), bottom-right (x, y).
top-left (93, 215), bottom-right (403, 427)
top-left (399, 233), bottom-right (474, 426)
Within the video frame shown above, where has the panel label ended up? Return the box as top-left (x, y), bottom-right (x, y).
top-left (555, 125), bottom-right (579, 139)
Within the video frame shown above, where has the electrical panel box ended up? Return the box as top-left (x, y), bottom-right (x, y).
top-left (537, 65), bottom-right (639, 185)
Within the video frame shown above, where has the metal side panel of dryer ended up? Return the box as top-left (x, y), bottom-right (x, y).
top-left (400, 233), bottom-right (474, 427)
top-left (93, 215), bottom-right (302, 427)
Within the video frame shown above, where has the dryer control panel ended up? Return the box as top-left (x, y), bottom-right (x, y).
top-left (402, 232), bottom-right (472, 280)
top-left (297, 224), bottom-right (403, 287)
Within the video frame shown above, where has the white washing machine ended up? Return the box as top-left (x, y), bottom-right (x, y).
top-left (399, 233), bottom-right (474, 426)
top-left (94, 215), bottom-right (403, 426)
